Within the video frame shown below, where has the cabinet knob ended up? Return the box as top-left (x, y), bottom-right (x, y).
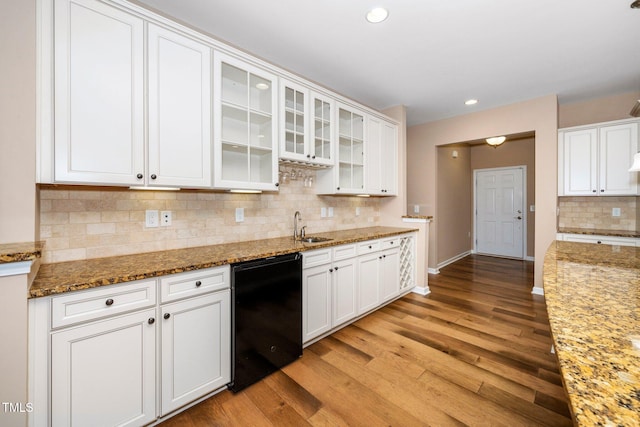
top-left (150, 174), bottom-right (157, 180)
top-left (368, 245), bottom-right (372, 249)
top-left (275, 182), bottom-right (280, 187)
top-left (195, 280), bottom-right (202, 287)
top-left (312, 155), bottom-right (316, 159)
top-left (334, 266), bottom-right (339, 271)
top-left (379, 256), bottom-right (383, 260)
top-left (597, 240), bottom-right (602, 244)
top-left (148, 317), bottom-right (155, 325)
top-left (336, 187), bottom-right (340, 191)
top-left (136, 173), bottom-right (143, 180)
top-left (592, 190), bottom-right (597, 193)
top-left (307, 154), bottom-right (311, 159)
top-left (600, 189), bottom-right (604, 192)
top-left (329, 268), bottom-right (333, 273)
top-left (164, 313), bottom-right (171, 320)
top-left (105, 298), bottom-right (114, 306)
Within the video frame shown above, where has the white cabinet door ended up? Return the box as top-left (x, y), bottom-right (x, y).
top-left (148, 24), bottom-right (212, 188)
top-left (561, 128), bottom-right (598, 196)
top-left (51, 309), bottom-right (156, 427)
top-left (280, 79), bottom-right (309, 162)
top-left (160, 290), bottom-right (230, 415)
top-left (310, 91), bottom-right (335, 166)
top-left (303, 264), bottom-right (332, 342)
top-left (599, 123), bottom-right (638, 195)
top-left (379, 248), bottom-right (400, 302)
top-left (332, 258), bottom-right (358, 326)
top-left (365, 116), bottom-right (382, 195)
top-left (381, 120), bottom-right (398, 195)
top-left (54, 0), bottom-right (144, 185)
top-left (357, 253), bottom-right (380, 314)
top-left (213, 52), bottom-right (279, 191)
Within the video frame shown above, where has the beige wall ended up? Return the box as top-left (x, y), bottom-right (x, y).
top-left (407, 95), bottom-right (558, 290)
top-left (436, 145), bottom-right (472, 264)
top-left (559, 91), bottom-right (640, 128)
top-left (1, 2), bottom-right (36, 426)
top-left (470, 137), bottom-right (536, 258)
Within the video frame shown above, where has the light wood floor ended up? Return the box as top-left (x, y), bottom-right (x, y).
top-left (160, 255), bottom-right (572, 426)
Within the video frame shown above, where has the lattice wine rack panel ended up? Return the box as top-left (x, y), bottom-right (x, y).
top-left (399, 236), bottom-right (415, 290)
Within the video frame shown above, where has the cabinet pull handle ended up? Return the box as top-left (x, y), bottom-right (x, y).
top-left (195, 280), bottom-right (202, 287)
top-left (600, 189), bottom-right (604, 192)
top-left (164, 313), bottom-right (171, 320)
top-left (150, 174), bottom-right (157, 180)
top-left (592, 190), bottom-right (597, 193)
top-left (597, 240), bottom-right (602, 244)
top-left (148, 318), bottom-right (155, 325)
top-left (136, 173), bottom-right (143, 180)
top-left (105, 298), bottom-right (114, 306)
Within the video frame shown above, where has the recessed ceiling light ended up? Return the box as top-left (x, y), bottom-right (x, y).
top-left (465, 99), bottom-right (478, 105)
top-left (366, 7), bottom-right (389, 23)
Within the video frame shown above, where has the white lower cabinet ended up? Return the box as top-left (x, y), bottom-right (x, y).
top-left (31, 266), bottom-right (231, 427)
top-left (51, 309), bottom-right (157, 427)
top-left (160, 290), bottom-right (230, 415)
top-left (303, 235), bottom-right (413, 345)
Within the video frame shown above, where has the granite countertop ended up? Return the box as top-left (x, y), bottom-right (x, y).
top-left (31, 226), bottom-right (416, 298)
top-left (543, 240), bottom-right (640, 426)
top-left (558, 227), bottom-right (640, 238)
top-left (0, 241), bottom-right (44, 264)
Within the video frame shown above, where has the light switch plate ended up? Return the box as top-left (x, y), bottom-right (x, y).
top-left (321, 207), bottom-right (327, 218)
top-left (145, 210), bottom-right (159, 228)
top-left (235, 207), bottom-right (244, 222)
top-left (328, 207), bottom-right (334, 217)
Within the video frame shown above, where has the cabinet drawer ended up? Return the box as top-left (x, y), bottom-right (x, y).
top-left (51, 279), bottom-right (157, 329)
top-left (303, 248), bottom-right (332, 268)
top-left (357, 240), bottom-right (381, 255)
top-left (381, 237), bottom-right (400, 250)
top-left (333, 244), bottom-right (357, 261)
top-left (160, 265), bottom-right (230, 303)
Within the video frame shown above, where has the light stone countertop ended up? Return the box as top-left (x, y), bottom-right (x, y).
top-left (544, 240), bottom-right (640, 426)
top-left (30, 226), bottom-right (416, 298)
top-left (0, 241), bottom-right (44, 264)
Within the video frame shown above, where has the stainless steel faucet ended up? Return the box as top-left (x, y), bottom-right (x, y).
top-left (293, 211), bottom-right (302, 240)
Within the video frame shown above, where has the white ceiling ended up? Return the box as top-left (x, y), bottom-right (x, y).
top-left (133, 0), bottom-right (640, 126)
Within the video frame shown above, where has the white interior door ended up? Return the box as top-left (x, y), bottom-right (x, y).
top-left (475, 167), bottom-right (525, 259)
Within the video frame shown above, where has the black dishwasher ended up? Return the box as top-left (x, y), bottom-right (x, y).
top-left (229, 252), bottom-right (302, 392)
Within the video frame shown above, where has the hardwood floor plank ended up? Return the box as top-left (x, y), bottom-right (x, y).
top-left (159, 254), bottom-right (572, 426)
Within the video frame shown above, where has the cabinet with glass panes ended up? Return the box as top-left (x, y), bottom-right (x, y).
top-left (279, 79), bottom-right (334, 166)
top-left (214, 52), bottom-right (279, 191)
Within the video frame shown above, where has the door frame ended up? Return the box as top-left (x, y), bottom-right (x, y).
top-left (473, 166), bottom-right (527, 260)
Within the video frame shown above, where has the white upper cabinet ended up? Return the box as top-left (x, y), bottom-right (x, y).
top-left (279, 80), bottom-right (334, 166)
top-left (366, 117), bottom-right (398, 195)
top-left (147, 24), bottom-right (212, 188)
top-left (559, 120), bottom-right (639, 196)
top-left (213, 52), bottom-right (279, 191)
top-left (54, 0), bottom-right (144, 185)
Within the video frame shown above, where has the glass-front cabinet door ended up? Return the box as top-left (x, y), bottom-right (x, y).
top-left (310, 92), bottom-right (334, 166)
top-left (279, 80), bottom-right (308, 162)
top-left (336, 103), bottom-right (365, 192)
top-left (213, 52), bottom-right (279, 191)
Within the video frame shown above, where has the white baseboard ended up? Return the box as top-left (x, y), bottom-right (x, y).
top-left (531, 286), bottom-right (544, 295)
top-left (412, 286), bottom-right (431, 296)
top-left (437, 250), bottom-right (472, 270)
top-left (427, 267), bottom-right (439, 274)
top-left (525, 255), bottom-right (535, 262)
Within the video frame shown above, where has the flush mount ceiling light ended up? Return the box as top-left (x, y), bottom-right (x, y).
top-left (486, 136), bottom-right (506, 147)
top-left (366, 7), bottom-right (389, 23)
top-left (465, 99), bottom-right (478, 105)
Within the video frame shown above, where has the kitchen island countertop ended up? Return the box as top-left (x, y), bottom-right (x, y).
top-left (544, 240), bottom-right (640, 426)
top-left (31, 226), bottom-right (416, 298)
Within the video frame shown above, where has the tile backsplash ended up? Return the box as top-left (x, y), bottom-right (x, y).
top-left (557, 196), bottom-right (638, 231)
top-left (39, 174), bottom-right (380, 264)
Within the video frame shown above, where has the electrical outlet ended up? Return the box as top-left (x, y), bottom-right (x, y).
top-left (145, 210), bottom-right (159, 228)
top-left (530, 205), bottom-right (535, 212)
top-left (328, 207), bottom-right (334, 218)
top-left (235, 207), bottom-right (244, 222)
top-left (160, 211), bottom-right (172, 226)
top-left (612, 207), bottom-right (621, 217)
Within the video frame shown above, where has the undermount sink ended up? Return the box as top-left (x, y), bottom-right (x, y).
top-left (300, 236), bottom-right (333, 243)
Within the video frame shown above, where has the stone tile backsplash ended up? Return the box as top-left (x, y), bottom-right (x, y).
top-left (557, 196), bottom-right (638, 231)
top-left (39, 176), bottom-right (380, 263)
